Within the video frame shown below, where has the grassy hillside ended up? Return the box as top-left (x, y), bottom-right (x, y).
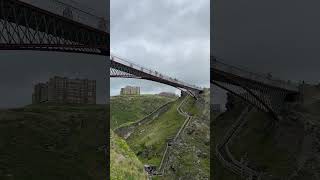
top-left (0, 104), bottom-right (107, 180)
top-left (230, 109), bottom-right (296, 177)
top-left (181, 95), bottom-right (198, 116)
top-left (126, 97), bottom-right (185, 166)
top-left (111, 92), bottom-right (210, 179)
top-left (212, 98), bottom-right (251, 180)
top-left (213, 94), bottom-right (301, 179)
top-left (163, 89), bottom-right (210, 179)
top-left (110, 130), bottom-right (147, 180)
top-left (111, 95), bottom-right (174, 129)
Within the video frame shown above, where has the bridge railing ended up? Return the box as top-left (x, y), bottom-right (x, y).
top-left (19, 0), bottom-right (108, 32)
top-left (212, 59), bottom-right (299, 92)
top-left (111, 54), bottom-right (202, 91)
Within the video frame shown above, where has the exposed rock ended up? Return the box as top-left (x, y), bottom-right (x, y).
top-left (163, 90), bottom-right (210, 179)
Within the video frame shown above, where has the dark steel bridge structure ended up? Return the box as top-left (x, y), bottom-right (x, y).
top-left (110, 54), bottom-right (203, 96)
top-left (0, 0), bottom-right (202, 95)
top-left (211, 56), bottom-right (300, 119)
top-left (0, 0), bottom-right (109, 55)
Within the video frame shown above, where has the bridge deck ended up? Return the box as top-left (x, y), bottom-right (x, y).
top-left (212, 60), bottom-right (299, 93)
top-left (0, 0), bottom-right (109, 55)
top-left (111, 55), bottom-right (203, 92)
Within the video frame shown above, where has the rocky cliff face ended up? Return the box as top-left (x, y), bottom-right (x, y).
top-left (163, 89), bottom-right (210, 179)
top-left (213, 86), bottom-right (320, 180)
top-left (284, 100), bottom-right (320, 180)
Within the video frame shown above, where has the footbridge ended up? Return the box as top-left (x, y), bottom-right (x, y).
top-left (211, 56), bottom-right (300, 119)
top-left (0, 0), bottom-right (109, 55)
top-left (111, 54), bottom-right (203, 96)
top-left (0, 1), bottom-right (202, 96)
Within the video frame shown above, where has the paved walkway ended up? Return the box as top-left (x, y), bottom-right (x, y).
top-left (153, 95), bottom-right (193, 177)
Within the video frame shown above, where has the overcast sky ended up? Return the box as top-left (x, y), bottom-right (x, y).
top-left (110, 0), bottom-right (210, 96)
top-left (212, 0), bottom-right (320, 107)
top-left (0, 0), bottom-right (211, 107)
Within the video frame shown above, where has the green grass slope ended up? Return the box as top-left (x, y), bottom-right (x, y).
top-left (126, 97), bottom-right (185, 166)
top-left (110, 130), bottom-right (147, 180)
top-left (213, 95), bottom-right (299, 179)
top-left (111, 95), bottom-right (174, 129)
top-left (0, 104), bottom-right (107, 180)
top-left (212, 99), bottom-right (251, 180)
top-left (230, 109), bottom-right (297, 178)
top-left (163, 89), bottom-right (210, 179)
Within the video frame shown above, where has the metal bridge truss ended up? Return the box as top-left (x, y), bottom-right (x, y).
top-left (0, 0), bottom-right (109, 55)
top-left (212, 72), bottom-right (297, 120)
top-left (110, 55), bottom-right (203, 96)
top-left (110, 68), bottom-right (138, 79)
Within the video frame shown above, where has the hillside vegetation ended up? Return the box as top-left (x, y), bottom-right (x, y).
top-left (164, 89), bottom-right (210, 179)
top-left (110, 130), bottom-right (147, 180)
top-left (213, 92), bottom-right (320, 179)
top-left (110, 94), bottom-right (176, 180)
top-left (212, 94), bottom-right (255, 179)
top-left (126, 97), bottom-right (185, 166)
top-left (111, 92), bottom-right (210, 179)
top-left (230, 109), bottom-right (296, 178)
top-left (0, 103), bottom-right (107, 180)
top-left (111, 95), bottom-right (174, 129)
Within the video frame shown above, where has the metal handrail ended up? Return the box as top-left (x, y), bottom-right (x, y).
top-left (212, 59), bottom-right (299, 91)
top-left (51, 0), bottom-right (105, 18)
top-left (213, 58), bottom-right (299, 84)
top-left (20, 0), bottom-right (108, 31)
top-left (111, 54), bottom-right (203, 91)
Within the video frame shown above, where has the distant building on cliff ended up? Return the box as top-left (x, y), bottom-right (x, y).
top-left (120, 86), bottom-right (140, 95)
top-left (32, 83), bottom-right (48, 104)
top-left (32, 76), bottom-right (96, 104)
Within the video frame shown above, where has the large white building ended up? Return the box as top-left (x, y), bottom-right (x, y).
top-left (32, 76), bottom-right (96, 104)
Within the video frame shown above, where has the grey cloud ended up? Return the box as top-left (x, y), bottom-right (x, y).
top-left (111, 0), bottom-right (210, 96)
top-left (213, 0), bottom-right (320, 105)
top-left (214, 0), bottom-right (320, 84)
